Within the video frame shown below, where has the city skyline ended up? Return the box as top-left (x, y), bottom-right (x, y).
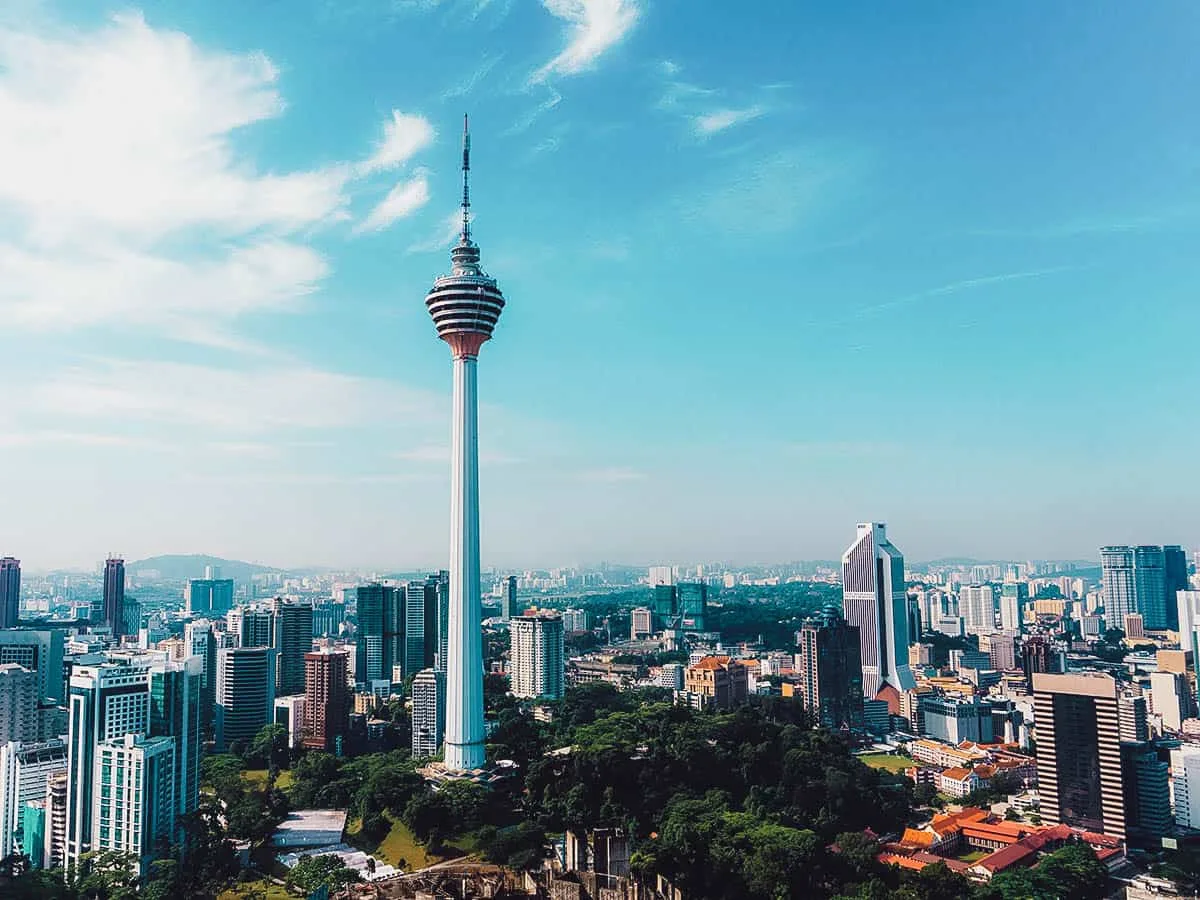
top-left (2, 2), bottom-right (1199, 569)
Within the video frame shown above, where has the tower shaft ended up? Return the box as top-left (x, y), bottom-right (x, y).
top-left (443, 354), bottom-right (485, 770)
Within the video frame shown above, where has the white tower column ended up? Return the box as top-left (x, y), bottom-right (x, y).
top-left (443, 353), bottom-right (485, 770)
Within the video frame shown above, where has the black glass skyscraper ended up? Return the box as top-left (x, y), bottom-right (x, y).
top-left (0, 557), bottom-right (20, 629)
top-left (102, 558), bottom-right (125, 637)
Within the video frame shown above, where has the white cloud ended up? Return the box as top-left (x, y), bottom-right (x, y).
top-left (356, 171), bottom-right (431, 232)
top-left (693, 105), bottom-right (764, 136)
top-left (532, 0), bottom-right (640, 82)
top-left (408, 210), bottom-right (469, 253)
top-left (27, 359), bottom-right (440, 433)
top-left (359, 111), bottom-right (435, 175)
top-left (0, 13), bottom-right (435, 337)
top-left (394, 444), bottom-right (519, 465)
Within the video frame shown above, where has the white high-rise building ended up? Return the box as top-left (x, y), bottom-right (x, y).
top-left (0, 664), bottom-right (38, 744)
top-left (960, 585), bottom-right (996, 635)
top-left (66, 663), bottom-right (151, 868)
top-left (562, 608), bottom-right (590, 633)
top-left (1174, 745), bottom-right (1200, 830)
top-left (0, 738), bottom-right (67, 860)
top-left (648, 566), bottom-right (674, 587)
top-left (510, 614), bottom-right (565, 700)
top-left (93, 734), bottom-right (175, 877)
top-left (842, 523), bottom-right (915, 706)
top-left (630, 607), bottom-right (653, 640)
top-left (424, 119), bottom-right (505, 773)
top-left (1150, 671), bottom-right (1187, 732)
top-left (411, 669), bottom-right (446, 759)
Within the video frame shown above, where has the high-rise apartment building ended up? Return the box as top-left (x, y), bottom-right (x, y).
top-left (1102, 545), bottom-right (1178, 631)
top-left (562, 608), bottom-right (590, 633)
top-left (0, 630), bottom-right (66, 705)
top-left (303, 649), bottom-right (349, 753)
top-left (215, 647), bottom-right (277, 751)
top-left (0, 557), bottom-right (20, 629)
top-left (1149, 671), bottom-right (1187, 732)
top-left (510, 613), bottom-right (565, 700)
top-left (1173, 745), bottom-right (1200, 830)
top-left (93, 734), bottom-right (175, 877)
top-left (960, 585), bottom-right (996, 635)
top-left (1119, 692), bottom-right (1149, 743)
top-left (1033, 672), bottom-right (1127, 839)
top-left (630, 607), bottom-right (653, 640)
top-left (101, 557), bottom-right (126, 637)
top-left (273, 600), bottom-right (314, 696)
top-left (0, 738), bottom-right (67, 861)
top-left (647, 566), bottom-right (674, 587)
top-left (0, 663), bottom-right (38, 743)
top-left (404, 581), bottom-right (438, 679)
top-left (999, 582), bottom-right (1028, 633)
top-left (794, 607), bottom-right (864, 731)
top-left (842, 523), bottom-right (915, 710)
top-left (149, 658), bottom-right (202, 828)
top-left (355, 583), bottom-right (404, 684)
top-left (677, 583), bottom-right (709, 632)
top-left (66, 662), bottom-right (151, 868)
top-left (411, 668), bottom-right (446, 759)
top-left (186, 578), bottom-right (235, 616)
top-left (980, 632), bottom-right (1017, 671)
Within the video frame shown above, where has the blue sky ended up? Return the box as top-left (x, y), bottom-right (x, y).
top-left (1, 1), bottom-right (1197, 571)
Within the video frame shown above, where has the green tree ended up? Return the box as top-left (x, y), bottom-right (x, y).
top-left (6, 869), bottom-right (76, 900)
top-left (245, 724), bottom-right (290, 770)
top-left (71, 851), bottom-right (139, 900)
top-left (285, 854), bottom-right (361, 893)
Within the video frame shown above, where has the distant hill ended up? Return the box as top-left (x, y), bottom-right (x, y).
top-left (128, 554), bottom-right (279, 583)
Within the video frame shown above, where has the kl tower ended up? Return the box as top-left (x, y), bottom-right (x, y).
top-left (425, 116), bottom-right (505, 772)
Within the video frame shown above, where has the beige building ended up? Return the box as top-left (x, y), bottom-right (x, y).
top-left (684, 656), bottom-right (748, 710)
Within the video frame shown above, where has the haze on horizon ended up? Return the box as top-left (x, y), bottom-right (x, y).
top-left (1, 2), bottom-right (1197, 572)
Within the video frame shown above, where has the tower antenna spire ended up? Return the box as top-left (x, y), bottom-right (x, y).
top-left (460, 113), bottom-right (471, 244)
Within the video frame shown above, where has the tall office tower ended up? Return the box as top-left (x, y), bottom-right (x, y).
top-left (66, 662), bottom-right (151, 868)
top-left (999, 582), bottom-right (1027, 633)
top-left (1121, 742), bottom-right (1171, 842)
top-left (842, 523), bottom-right (915, 711)
top-left (1033, 672), bottom-right (1127, 839)
top-left (1173, 745), bottom-right (1200, 830)
top-left (101, 557), bottom-right (126, 636)
top-left (1133, 545), bottom-right (1167, 630)
top-left (424, 118), bottom-right (506, 772)
top-left (980, 632), bottom-right (1017, 672)
top-left (1020, 635), bottom-right (1062, 680)
top-left (404, 581), bottom-right (438, 678)
top-left (1102, 545), bottom-right (1172, 630)
top-left (1101, 546), bottom-right (1136, 629)
top-left (0, 557), bottom-right (20, 628)
top-left (509, 613), bottom-right (565, 700)
top-left (355, 583), bottom-right (404, 684)
top-left (0, 738), bottom-right (67, 861)
top-left (435, 571), bottom-right (449, 673)
top-left (960, 585), bottom-right (996, 635)
top-left (411, 668), bottom-right (446, 759)
top-left (184, 621), bottom-right (218, 740)
top-left (1149, 671), bottom-right (1187, 732)
top-left (273, 600), bottom-right (314, 696)
top-left (186, 577), bottom-right (235, 616)
top-left (501, 575), bottom-right (516, 622)
top-left (0, 630), bottom-right (66, 704)
top-left (0, 664), bottom-right (38, 742)
top-left (1119, 692), bottom-right (1149, 743)
top-left (93, 734), bottom-right (175, 877)
top-left (303, 649), bottom-right (349, 752)
top-left (121, 599), bottom-right (142, 639)
top-left (1164, 545), bottom-right (1188, 630)
top-left (312, 601), bottom-right (346, 638)
top-left (43, 770), bottom-right (68, 869)
top-left (794, 606), bottom-right (865, 731)
top-left (677, 583), bottom-right (709, 632)
top-left (231, 605), bottom-right (275, 649)
top-left (149, 658), bottom-right (202, 826)
top-left (215, 646), bottom-right (277, 751)
top-left (652, 584), bottom-right (678, 629)
top-left (562, 608), bottom-right (590, 633)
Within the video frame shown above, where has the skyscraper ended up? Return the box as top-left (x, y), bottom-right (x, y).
top-left (0, 557), bottom-right (20, 629)
top-left (0, 630), bottom-right (66, 704)
top-left (509, 613), bottom-right (565, 700)
top-left (1164, 545), bottom-right (1188, 631)
top-left (230, 605), bottom-right (275, 649)
top-left (960, 584), bottom-right (996, 635)
top-left (66, 662), bottom-right (151, 868)
top-left (0, 663), bottom-right (38, 743)
top-left (215, 646), bottom-right (277, 751)
top-left (93, 734), bottom-right (175, 877)
top-left (355, 583), bottom-right (403, 684)
top-left (999, 582), bottom-right (1028, 633)
top-left (842, 523), bottom-right (915, 711)
top-left (677, 583), bottom-right (709, 632)
top-left (149, 657), bottom-right (203, 828)
top-left (186, 577), bottom-right (235, 616)
top-left (501, 575), bottom-right (516, 622)
top-left (1032, 672), bottom-right (1126, 839)
top-left (273, 599), bottom-right (314, 696)
top-left (101, 557), bottom-right (126, 636)
top-left (1102, 545), bottom-right (1174, 631)
top-left (424, 117), bottom-right (505, 772)
top-left (303, 649), bottom-right (349, 753)
top-left (404, 581), bottom-right (438, 678)
top-left (794, 606), bottom-right (864, 731)
top-left (184, 621), bottom-right (218, 740)
top-left (0, 738), bottom-right (67, 862)
top-left (411, 668), bottom-right (446, 759)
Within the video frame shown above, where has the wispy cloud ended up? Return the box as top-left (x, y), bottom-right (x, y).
top-left (394, 444), bottom-right (519, 465)
top-left (693, 105), bottom-right (765, 137)
top-left (505, 86), bottom-right (563, 135)
top-left (407, 210), bottom-right (468, 253)
top-left (442, 55), bottom-right (502, 100)
top-left (847, 268), bottom-right (1072, 322)
top-left (358, 111), bottom-right (435, 176)
top-left (356, 171), bottom-right (431, 233)
top-left (531, 0), bottom-right (640, 83)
